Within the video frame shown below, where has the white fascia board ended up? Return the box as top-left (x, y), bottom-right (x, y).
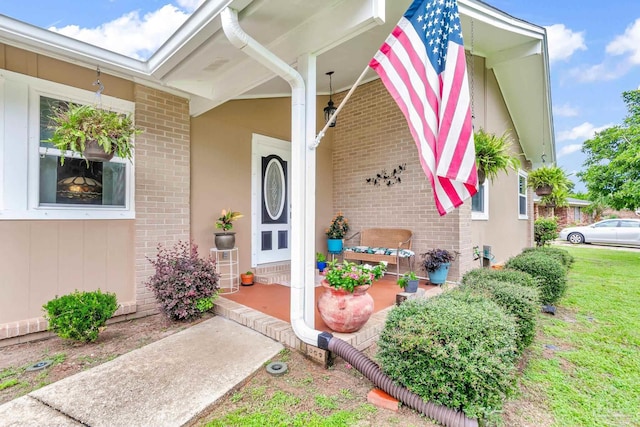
top-left (459, 0), bottom-right (546, 40)
top-left (485, 40), bottom-right (542, 69)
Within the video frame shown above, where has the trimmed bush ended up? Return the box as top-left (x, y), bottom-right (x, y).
top-left (505, 252), bottom-right (567, 305)
top-left (377, 292), bottom-right (518, 421)
top-left (521, 246), bottom-right (574, 269)
top-left (461, 267), bottom-right (541, 291)
top-left (43, 290), bottom-right (118, 342)
top-left (460, 279), bottom-right (540, 353)
top-left (534, 217), bottom-right (559, 246)
top-left (146, 240), bottom-right (220, 321)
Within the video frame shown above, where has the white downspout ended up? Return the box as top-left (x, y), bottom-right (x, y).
top-left (221, 7), bottom-right (321, 346)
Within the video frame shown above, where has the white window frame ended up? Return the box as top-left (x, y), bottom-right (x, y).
top-left (0, 69), bottom-right (135, 220)
top-left (471, 181), bottom-right (489, 220)
top-left (518, 170), bottom-right (528, 220)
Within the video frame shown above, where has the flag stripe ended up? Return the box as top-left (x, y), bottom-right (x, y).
top-left (369, 0), bottom-right (477, 215)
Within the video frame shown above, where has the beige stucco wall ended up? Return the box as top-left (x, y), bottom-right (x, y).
top-left (190, 97), bottom-right (334, 272)
top-left (468, 56), bottom-right (534, 264)
top-left (0, 46), bottom-right (190, 343)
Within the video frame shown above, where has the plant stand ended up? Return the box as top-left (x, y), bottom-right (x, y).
top-left (210, 248), bottom-right (239, 294)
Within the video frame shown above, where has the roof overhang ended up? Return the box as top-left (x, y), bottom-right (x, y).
top-left (0, 0), bottom-right (553, 164)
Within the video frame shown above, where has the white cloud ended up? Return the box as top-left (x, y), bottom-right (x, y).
top-left (569, 61), bottom-right (633, 83)
top-left (557, 122), bottom-right (613, 142)
top-left (554, 103), bottom-right (579, 117)
top-left (48, 4), bottom-right (196, 60)
top-left (606, 18), bottom-right (640, 64)
top-left (545, 24), bottom-right (587, 63)
top-left (557, 144), bottom-right (582, 158)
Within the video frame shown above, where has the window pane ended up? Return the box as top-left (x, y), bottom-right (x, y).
top-left (518, 175), bottom-right (526, 195)
top-left (39, 156), bottom-right (126, 207)
top-left (472, 185), bottom-right (484, 212)
top-left (519, 195), bottom-right (527, 216)
top-left (40, 96), bottom-right (65, 149)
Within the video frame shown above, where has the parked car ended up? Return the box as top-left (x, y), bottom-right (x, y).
top-left (559, 219), bottom-right (640, 246)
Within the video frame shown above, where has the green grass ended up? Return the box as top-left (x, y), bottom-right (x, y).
top-left (522, 246), bottom-right (640, 427)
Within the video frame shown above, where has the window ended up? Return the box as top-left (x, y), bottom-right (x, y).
top-left (573, 207), bottom-right (582, 222)
top-left (0, 68), bottom-right (135, 219)
top-left (471, 181), bottom-right (488, 220)
top-left (518, 170), bottom-right (528, 219)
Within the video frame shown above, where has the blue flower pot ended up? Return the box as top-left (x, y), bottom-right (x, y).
top-left (405, 279), bottom-right (419, 293)
top-left (317, 261), bottom-right (327, 272)
top-left (428, 262), bottom-right (450, 285)
top-left (327, 239), bottom-right (343, 254)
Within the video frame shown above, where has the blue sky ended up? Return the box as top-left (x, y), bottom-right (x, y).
top-left (2, 0), bottom-right (639, 192)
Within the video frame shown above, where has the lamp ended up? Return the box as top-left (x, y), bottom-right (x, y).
top-left (323, 71), bottom-right (337, 127)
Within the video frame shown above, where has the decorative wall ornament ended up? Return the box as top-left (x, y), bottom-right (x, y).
top-left (366, 164), bottom-right (406, 186)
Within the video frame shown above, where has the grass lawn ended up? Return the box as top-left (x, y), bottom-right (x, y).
top-left (521, 246), bottom-right (640, 426)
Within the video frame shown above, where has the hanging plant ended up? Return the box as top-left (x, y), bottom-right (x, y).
top-left (527, 165), bottom-right (571, 199)
top-left (44, 103), bottom-right (141, 165)
top-left (473, 129), bottom-right (520, 185)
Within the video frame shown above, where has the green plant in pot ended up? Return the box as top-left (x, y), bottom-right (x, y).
top-left (527, 165), bottom-right (571, 200)
top-left (421, 248), bottom-right (458, 285)
top-left (316, 252), bottom-right (327, 272)
top-left (326, 212), bottom-right (350, 253)
top-left (44, 102), bottom-right (141, 165)
top-left (473, 128), bottom-right (521, 185)
top-left (397, 271), bottom-right (419, 293)
top-left (240, 270), bottom-right (254, 286)
top-left (214, 209), bottom-right (243, 250)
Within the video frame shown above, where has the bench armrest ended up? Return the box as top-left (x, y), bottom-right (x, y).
top-left (397, 235), bottom-right (412, 250)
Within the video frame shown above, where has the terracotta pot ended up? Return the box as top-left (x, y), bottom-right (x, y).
top-left (83, 139), bottom-right (115, 162)
top-left (317, 280), bottom-right (374, 333)
top-left (240, 273), bottom-right (254, 286)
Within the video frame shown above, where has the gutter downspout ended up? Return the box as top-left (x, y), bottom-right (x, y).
top-left (221, 7), bottom-right (321, 346)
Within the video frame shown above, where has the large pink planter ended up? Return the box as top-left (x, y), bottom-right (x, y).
top-left (317, 280), bottom-right (374, 333)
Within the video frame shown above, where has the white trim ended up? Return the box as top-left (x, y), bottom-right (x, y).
top-left (0, 68), bottom-right (136, 220)
top-left (518, 169), bottom-right (528, 220)
top-left (471, 181), bottom-right (489, 220)
top-left (0, 77), bottom-right (4, 211)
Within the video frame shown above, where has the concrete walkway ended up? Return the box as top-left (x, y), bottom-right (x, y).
top-left (0, 316), bottom-right (283, 427)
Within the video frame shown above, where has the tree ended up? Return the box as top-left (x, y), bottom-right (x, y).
top-left (578, 90), bottom-right (640, 210)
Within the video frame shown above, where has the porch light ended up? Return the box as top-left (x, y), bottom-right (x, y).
top-left (324, 71), bottom-right (337, 127)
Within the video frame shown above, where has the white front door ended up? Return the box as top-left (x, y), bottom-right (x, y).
top-left (251, 134), bottom-right (291, 265)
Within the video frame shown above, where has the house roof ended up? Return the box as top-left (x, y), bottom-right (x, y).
top-left (0, 0), bottom-right (553, 165)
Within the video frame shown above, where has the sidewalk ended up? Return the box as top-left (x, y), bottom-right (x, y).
top-left (0, 316), bottom-right (283, 427)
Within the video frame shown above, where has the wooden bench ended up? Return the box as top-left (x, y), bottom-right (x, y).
top-left (343, 228), bottom-right (415, 276)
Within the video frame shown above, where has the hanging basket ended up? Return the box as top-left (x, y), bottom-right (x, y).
top-left (477, 168), bottom-right (486, 186)
top-left (535, 184), bottom-right (553, 196)
top-left (83, 139), bottom-right (114, 163)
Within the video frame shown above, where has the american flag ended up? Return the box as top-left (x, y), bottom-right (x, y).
top-left (369, 0), bottom-right (477, 216)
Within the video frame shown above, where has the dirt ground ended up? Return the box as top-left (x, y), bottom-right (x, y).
top-left (0, 313), bottom-right (549, 426)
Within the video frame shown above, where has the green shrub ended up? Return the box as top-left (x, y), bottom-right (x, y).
top-left (460, 279), bottom-right (540, 353)
top-left (43, 290), bottom-right (118, 342)
top-left (461, 267), bottom-right (541, 291)
top-left (377, 292), bottom-right (518, 421)
top-left (505, 252), bottom-right (567, 305)
top-left (534, 217), bottom-right (559, 246)
top-left (146, 240), bottom-right (220, 321)
top-left (521, 246), bottom-right (574, 269)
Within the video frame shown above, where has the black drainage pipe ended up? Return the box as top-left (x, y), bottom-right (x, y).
top-left (318, 332), bottom-right (478, 427)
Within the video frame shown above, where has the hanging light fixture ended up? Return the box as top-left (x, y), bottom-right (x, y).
top-left (323, 71), bottom-right (337, 127)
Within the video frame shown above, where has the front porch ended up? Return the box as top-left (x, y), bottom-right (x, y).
top-left (212, 274), bottom-right (446, 353)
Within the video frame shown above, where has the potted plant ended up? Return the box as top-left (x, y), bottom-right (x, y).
top-left (421, 249), bottom-right (458, 285)
top-left (316, 252), bottom-right (327, 273)
top-left (317, 259), bottom-right (387, 332)
top-left (214, 209), bottom-right (243, 250)
top-left (527, 165), bottom-right (570, 197)
top-left (44, 102), bottom-right (141, 165)
top-left (240, 270), bottom-right (254, 286)
top-left (326, 212), bottom-right (350, 253)
top-left (473, 128), bottom-right (521, 185)
top-left (397, 271), bottom-right (419, 293)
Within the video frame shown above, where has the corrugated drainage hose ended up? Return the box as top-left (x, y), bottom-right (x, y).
top-left (321, 333), bottom-right (478, 427)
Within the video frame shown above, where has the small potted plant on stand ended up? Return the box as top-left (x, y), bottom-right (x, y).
top-left (317, 259), bottom-right (387, 333)
top-left (473, 128), bottom-right (521, 185)
top-left (397, 271), bottom-right (419, 293)
top-left (214, 209), bottom-right (243, 250)
top-left (240, 270), bottom-right (254, 286)
top-left (45, 102), bottom-right (141, 165)
top-left (421, 249), bottom-right (458, 285)
top-left (316, 252), bottom-right (327, 273)
top-left (326, 212), bottom-right (349, 254)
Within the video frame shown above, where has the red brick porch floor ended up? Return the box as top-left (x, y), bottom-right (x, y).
top-left (213, 274), bottom-right (445, 351)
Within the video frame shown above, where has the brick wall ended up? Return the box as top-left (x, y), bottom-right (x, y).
top-left (330, 79), bottom-right (474, 281)
top-left (132, 86), bottom-right (191, 317)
